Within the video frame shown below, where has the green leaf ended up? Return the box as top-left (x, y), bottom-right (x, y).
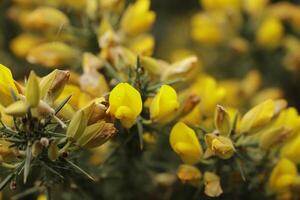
top-left (137, 119), bottom-right (144, 150)
top-left (65, 159), bottom-right (95, 181)
top-left (24, 143), bottom-right (32, 183)
top-left (0, 173), bottom-right (15, 191)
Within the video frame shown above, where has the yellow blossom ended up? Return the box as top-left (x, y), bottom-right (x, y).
top-left (169, 122), bottom-right (203, 165)
top-left (191, 13), bottom-right (223, 46)
top-left (127, 34), bottom-right (155, 56)
top-left (269, 158), bottom-right (298, 193)
top-left (201, 0), bottom-right (241, 11)
top-left (150, 85), bottom-right (179, 123)
top-left (280, 134), bottom-right (300, 164)
top-left (259, 107), bottom-right (300, 149)
top-left (109, 83), bottom-right (142, 128)
top-left (10, 34), bottom-right (45, 58)
top-left (120, 0), bottom-right (155, 36)
top-left (0, 64), bottom-right (18, 106)
top-left (239, 99), bottom-right (276, 135)
top-left (256, 18), bottom-right (284, 49)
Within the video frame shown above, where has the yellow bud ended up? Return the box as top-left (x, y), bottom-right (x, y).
top-left (77, 121), bottom-right (106, 146)
top-left (205, 133), bottom-right (235, 159)
top-left (120, 0), bottom-right (155, 36)
top-left (23, 7), bottom-right (69, 31)
top-left (161, 56), bottom-right (199, 82)
top-left (27, 42), bottom-right (79, 68)
top-left (66, 110), bottom-right (88, 140)
top-left (32, 141), bottom-right (43, 158)
top-left (127, 34), bottom-right (154, 56)
top-left (269, 158), bottom-right (298, 193)
top-left (204, 172), bottom-right (223, 197)
top-left (139, 55), bottom-right (162, 77)
top-left (10, 34), bottom-right (44, 58)
top-left (25, 71), bottom-right (40, 108)
top-left (170, 122), bottom-right (203, 164)
top-left (214, 105), bottom-right (231, 136)
top-left (48, 141), bottom-right (59, 161)
top-left (5, 101), bottom-right (28, 117)
top-left (0, 64), bottom-right (18, 106)
top-left (150, 85), bottom-right (179, 123)
top-left (109, 83), bottom-right (142, 128)
top-left (259, 107), bottom-right (300, 149)
top-left (40, 69), bottom-right (70, 103)
top-left (239, 99), bottom-right (275, 135)
top-left (84, 123), bottom-right (117, 148)
top-left (256, 18), bottom-right (284, 49)
top-left (177, 164), bottom-right (202, 187)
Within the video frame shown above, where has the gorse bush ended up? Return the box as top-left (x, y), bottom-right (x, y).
top-left (0, 0), bottom-right (300, 200)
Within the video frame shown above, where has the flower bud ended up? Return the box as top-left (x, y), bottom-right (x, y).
top-left (161, 56), bottom-right (199, 82)
top-left (32, 141), bottom-right (43, 158)
top-left (239, 99), bottom-right (275, 135)
top-left (82, 98), bottom-right (107, 125)
top-left (205, 133), bottom-right (235, 159)
top-left (66, 110), bottom-right (88, 141)
top-left (214, 105), bottom-right (231, 136)
top-left (27, 42), bottom-right (79, 68)
top-left (77, 121), bottom-right (106, 146)
top-left (48, 141), bottom-right (59, 161)
top-left (109, 83), bottom-right (142, 128)
top-left (177, 164), bottom-right (202, 187)
top-left (40, 69), bottom-right (70, 103)
top-left (23, 7), bottom-right (69, 31)
top-left (204, 172), bottom-right (223, 197)
top-left (5, 101), bottom-right (28, 117)
top-left (25, 71), bottom-right (40, 108)
top-left (150, 85), bottom-right (179, 123)
top-left (170, 122), bottom-right (203, 164)
top-left (84, 123), bottom-right (117, 148)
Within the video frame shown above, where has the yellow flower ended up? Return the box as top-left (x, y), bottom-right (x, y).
top-left (243, 0), bottom-right (268, 16)
top-left (256, 18), bottom-right (284, 49)
top-left (239, 99), bottom-right (276, 135)
top-left (150, 85), bottom-right (179, 123)
top-left (27, 42), bottom-right (79, 68)
top-left (127, 34), bottom-right (155, 56)
top-left (177, 164), bottom-right (202, 187)
top-left (269, 158), bottom-right (298, 193)
top-left (0, 64), bottom-right (18, 106)
top-left (169, 122), bottom-right (203, 164)
top-left (191, 13), bottom-right (223, 46)
top-left (109, 83), bottom-right (142, 128)
top-left (10, 34), bottom-right (44, 58)
top-left (120, 0), bottom-right (156, 36)
top-left (205, 133), bottom-right (235, 159)
top-left (201, 0), bottom-right (240, 11)
top-left (259, 107), bottom-right (300, 149)
top-left (280, 134), bottom-right (300, 164)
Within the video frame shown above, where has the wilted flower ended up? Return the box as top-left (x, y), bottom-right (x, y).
top-left (177, 164), bottom-right (202, 187)
top-left (205, 133), bottom-right (235, 159)
top-left (204, 172), bottom-right (223, 197)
